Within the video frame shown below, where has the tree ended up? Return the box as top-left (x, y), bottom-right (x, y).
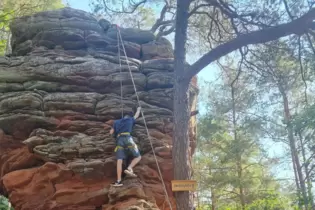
top-left (0, 0), bottom-right (64, 55)
top-left (194, 75), bottom-right (293, 209)
top-left (90, 0), bottom-right (315, 209)
top-left (291, 104), bottom-right (315, 209)
top-left (243, 40), bottom-right (315, 209)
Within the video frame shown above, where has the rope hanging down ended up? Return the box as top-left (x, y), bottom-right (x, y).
top-left (116, 26), bottom-right (173, 210)
top-left (116, 26), bottom-right (124, 118)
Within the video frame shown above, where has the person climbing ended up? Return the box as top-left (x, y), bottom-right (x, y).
top-left (110, 107), bottom-right (142, 187)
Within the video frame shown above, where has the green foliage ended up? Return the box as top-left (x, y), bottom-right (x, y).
top-left (194, 77), bottom-right (294, 209)
top-left (90, 0), bottom-right (160, 30)
top-left (0, 0), bottom-right (64, 55)
top-left (0, 196), bottom-right (13, 210)
top-left (245, 193), bottom-right (292, 210)
top-left (195, 195), bottom-right (292, 210)
top-left (101, 6), bottom-right (156, 30)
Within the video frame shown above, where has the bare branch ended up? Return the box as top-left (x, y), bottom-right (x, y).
top-left (188, 4), bottom-right (211, 17)
top-left (150, 4), bottom-right (169, 32)
top-left (156, 23), bottom-right (175, 39)
top-left (298, 36), bottom-right (308, 104)
top-left (150, 1), bottom-right (177, 36)
top-left (282, 0), bottom-right (294, 20)
top-left (186, 8), bottom-right (315, 80)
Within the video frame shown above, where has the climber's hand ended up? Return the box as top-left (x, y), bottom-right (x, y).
top-left (109, 128), bottom-right (114, 135)
top-left (134, 107), bottom-right (141, 119)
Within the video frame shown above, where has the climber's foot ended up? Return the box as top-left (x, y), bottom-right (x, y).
top-left (111, 180), bottom-right (123, 187)
top-left (124, 168), bottom-right (137, 177)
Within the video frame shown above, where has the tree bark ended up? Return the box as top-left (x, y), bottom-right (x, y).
top-left (173, 0), bottom-right (193, 209)
top-left (291, 147), bottom-right (302, 201)
top-left (282, 92), bottom-right (309, 209)
top-left (173, 78), bottom-right (192, 209)
top-left (210, 186), bottom-right (216, 210)
top-left (298, 132), bottom-right (315, 210)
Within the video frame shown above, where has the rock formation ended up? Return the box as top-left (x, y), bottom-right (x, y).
top-left (0, 7), bottom-right (198, 210)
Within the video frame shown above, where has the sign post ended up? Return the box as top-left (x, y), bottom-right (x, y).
top-left (171, 180), bottom-right (197, 192)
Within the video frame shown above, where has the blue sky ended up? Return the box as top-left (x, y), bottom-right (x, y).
top-left (64, 0), bottom-right (293, 182)
top-left (64, 0), bottom-right (91, 11)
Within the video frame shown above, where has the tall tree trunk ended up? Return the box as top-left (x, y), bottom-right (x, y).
top-left (237, 161), bottom-right (245, 210)
top-left (231, 78), bottom-right (245, 210)
top-left (282, 92), bottom-right (309, 209)
top-left (209, 168), bottom-right (216, 210)
top-left (173, 78), bottom-right (192, 210)
top-left (298, 132), bottom-right (315, 210)
top-left (210, 187), bottom-right (216, 210)
top-left (291, 148), bottom-right (302, 201)
top-left (173, 0), bottom-right (193, 209)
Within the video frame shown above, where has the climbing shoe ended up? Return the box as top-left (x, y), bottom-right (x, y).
top-left (111, 180), bottom-right (123, 187)
top-left (124, 168), bottom-right (137, 177)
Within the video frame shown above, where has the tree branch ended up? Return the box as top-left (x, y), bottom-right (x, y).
top-left (150, 4), bottom-right (169, 32)
top-left (282, 0), bottom-right (294, 20)
top-left (156, 23), bottom-right (175, 39)
top-left (186, 8), bottom-right (315, 80)
top-left (306, 33), bottom-right (315, 54)
top-left (190, 110), bottom-right (199, 117)
top-left (298, 36), bottom-right (308, 104)
top-left (188, 4), bottom-right (211, 17)
top-left (149, 1), bottom-right (176, 36)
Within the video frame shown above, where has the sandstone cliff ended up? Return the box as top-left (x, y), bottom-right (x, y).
top-left (0, 7), bottom-right (198, 210)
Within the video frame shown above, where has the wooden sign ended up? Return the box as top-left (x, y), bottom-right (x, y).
top-left (171, 180), bottom-right (197, 192)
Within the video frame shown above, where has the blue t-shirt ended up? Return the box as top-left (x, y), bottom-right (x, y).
top-left (113, 117), bottom-right (135, 137)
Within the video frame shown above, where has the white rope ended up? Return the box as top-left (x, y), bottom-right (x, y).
top-left (117, 27), bottom-right (173, 210)
top-left (116, 25), bottom-right (124, 118)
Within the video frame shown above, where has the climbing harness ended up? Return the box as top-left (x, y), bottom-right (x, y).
top-left (114, 132), bottom-right (137, 152)
top-left (116, 26), bottom-right (173, 210)
top-left (117, 132), bottom-right (130, 137)
top-left (114, 145), bottom-right (135, 152)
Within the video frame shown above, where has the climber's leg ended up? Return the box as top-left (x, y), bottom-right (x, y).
top-left (129, 155), bottom-right (141, 169)
top-left (116, 159), bottom-right (123, 181)
top-left (112, 137), bottom-right (126, 187)
top-left (124, 136), bottom-right (141, 177)
top-left (122, 153), bottom-right (132, 179)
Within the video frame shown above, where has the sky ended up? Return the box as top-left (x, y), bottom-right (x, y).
top-left (63, 0), bottom-right (293, 182)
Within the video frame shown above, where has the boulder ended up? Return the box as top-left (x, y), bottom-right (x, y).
top-left (99, 19), bottom-right (111, 32)
top-left (106, 27), bottom-right (155, 45)
top-left (141, 37), bottom-right (174, 60)
top-left (147, 72), bottom-right (174, 89)
top-left (0, 7), bottom-right (198, 210)
top-left (141, 58), bottom-right (174, 74)
top-left (9, 8), bottom-right (141, 59)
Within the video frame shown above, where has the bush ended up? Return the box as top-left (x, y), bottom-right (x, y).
top-left (0, 196), bottom-right (14, 210)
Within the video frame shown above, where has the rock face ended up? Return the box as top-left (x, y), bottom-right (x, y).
top-left (0, 7), bottom-right (198, 210)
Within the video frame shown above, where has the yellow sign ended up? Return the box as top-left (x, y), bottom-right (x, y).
top-left (171, 180), bottom-right (197, 192)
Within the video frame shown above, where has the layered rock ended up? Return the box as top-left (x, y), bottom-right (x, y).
top-left (0, 7), bottom-right (198, 210)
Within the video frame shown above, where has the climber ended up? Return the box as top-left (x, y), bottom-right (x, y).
top-left (110, 107), bottom-right (142, 187)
